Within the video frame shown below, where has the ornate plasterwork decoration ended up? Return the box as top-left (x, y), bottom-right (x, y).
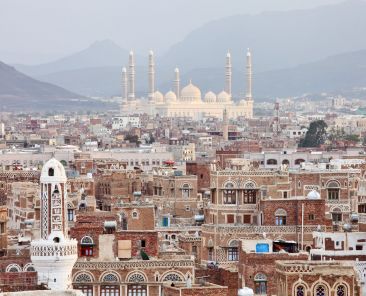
top-left (6, 264), bottom-right (22, 272)
top-left (74, 273), bottom-right (93, 283)
top-left (128, 273), bottom-right (146, 283)
top-left (162, 273), bottom-right (183, 282)
top-left (41, 186), bottom-right (49, 240)
top-left (74, 259), bottom-right (194, 270)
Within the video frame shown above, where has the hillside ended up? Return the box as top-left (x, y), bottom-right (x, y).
top-left (0, 61), bottom-right (110, 111)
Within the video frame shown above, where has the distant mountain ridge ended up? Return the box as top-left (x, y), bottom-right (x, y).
top-left (0, 61), bottom-right (111, 111)
top-left (158, 0), bottom-right (366, 73)
top-left (0, 61), bottom-right (81, 99)
top-left (15, 40), bottom-right (143, 77)
top-left (10, 0), bottom-right (366, 99)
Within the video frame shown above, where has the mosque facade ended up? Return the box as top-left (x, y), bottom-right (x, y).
top-left (120, 50), bottom-right (254, 120)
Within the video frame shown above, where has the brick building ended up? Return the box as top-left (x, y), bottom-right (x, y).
top-left (275, 261), bottom-right (362, 296)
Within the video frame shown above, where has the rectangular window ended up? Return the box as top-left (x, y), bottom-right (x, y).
top-left (80, 246), bottom-right (93, 257)
top-left (140, 240), bottom-right (146, 248)
top-left (244, 215), bottom-right (251, 224)
top-left (275, 216), bottom-right (286, 225)
top-left (74, 285), bottom-right (93, 296)
top-left (67, 209), bottom-right (74, 221)
top-left (308, 214), bottom-right (315, 221)
top-left (243, 190), bottom-right (256, 204)
top-left (208, 247), bottom-right (214, 261)
top-left (227, 214), bottom-right (235, 224)
top-left (227, 247), bottom-right (238, 261)
top-left (328, 189), bottom-right (339, 200)
top-left (192, 245), bottom-right (197, 255)
top-left (283, 191), bottom-right (288, 199)
top-left (332, 213), bottom-right (342, 222)
top-left (223, 189), bottom-right (236, 204)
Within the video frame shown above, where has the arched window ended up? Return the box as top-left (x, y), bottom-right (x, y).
top-left (74, 273), bottom-right (93, 296)
top-left (295, 285), bottom-right (305, 296)
top-left (74, 273), bottom-right (92, 283)
top-left (48, 167), bottom-right (54, 176)
top-left (228, 240), bottom-right (239, 261)
top-left (132, 210), bottom-right (139, 219)
top-left (80, 236), bottom-right (94, 257)
top-left (315, 284), bottom-right (327, 296)
top-left (223, 182), bottom-right (236, 204)
top-left (243, 181), bottom-right (257, 204)
top-left (6, 264), bottom-right (21, 272)
top-left (128, 273), bottom-right (146, 283)
top-left (336, 284), bottom-right (347, 296)
top-left (81, 236), bottom-right (94, 245)
top-left (275, 208), bottom-right (287, 225)
top-left (162, 273), bottom-right (183, 282)
top-left (295, 159), bottom-right (305, 165)
top-left (102, 273), bottom-right (118, 282)
top-left (254, 273), bottom-right (267, 295)
top-left (282, 159), bottom-right (290, 165)
top-left (100, 273), bottom-right (119, 296)
top-left (267, 159), bottom-right (278, 165)
top-left (331, 207), bottom-right (343, 223)
top-left (327, 181), bottom-right (340, 200)
top-left (23, 263), bottom-right (35, 272)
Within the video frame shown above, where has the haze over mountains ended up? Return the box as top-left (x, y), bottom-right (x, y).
top-left (8, 0), bottom-right (366, 100)
top-left (0, 61), bottom-right (110, 111)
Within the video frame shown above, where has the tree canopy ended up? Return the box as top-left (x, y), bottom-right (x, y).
top-left (300, 120), bottom-right (328, 147)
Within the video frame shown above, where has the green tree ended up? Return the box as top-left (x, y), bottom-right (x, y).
top-left (125, 134), bottom-right (141, 146)
top-left (300, 120), bottom-right (328, 147)
top-left (343, 134), bottom-right (360, 142)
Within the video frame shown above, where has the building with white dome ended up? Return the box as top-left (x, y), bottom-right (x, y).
top-left (31, 157), bottom-right (78, 290)
top-left (121, 49), bottom-right (254, 120)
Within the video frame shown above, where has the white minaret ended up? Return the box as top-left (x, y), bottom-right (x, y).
top-left (122, 67), bottom-right (127, 100)
top-left (225, 51), bottom-right (232, 97)
top-left (246, 48), bottom-right (253, 101)
top-left (174, 67), bottom-right (180, 99)
top-left (128, 50), bottom-right (135, 100)
top-left (148, 50), bottom-right (155, 101)
top-left (31, 158), bottom-right (77, 290)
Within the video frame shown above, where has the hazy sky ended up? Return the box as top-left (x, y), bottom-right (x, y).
top-left (0, 0), bottom-right (345, 64)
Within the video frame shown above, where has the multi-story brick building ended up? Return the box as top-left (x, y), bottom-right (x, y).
top-left (275, 261), bottom-right (362, 296)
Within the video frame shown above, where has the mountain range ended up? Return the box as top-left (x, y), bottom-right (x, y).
top-left (0, 61), bottom-right (111, 111)
top-left (7, 0), bottom-right (366, 101)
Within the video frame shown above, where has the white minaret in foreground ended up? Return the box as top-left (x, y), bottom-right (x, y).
top-left (122, 67), bottom-right (127, 100)
top-left (128, 50), bottom-right (135, 100)
top-left (174, 67), bottom-right (180, 99)
top-left (148, 50), bottom-right (155, 101)
top-left (246, 48), bottom-right (253, 101)
top-left (31, 158), bottom-right (77, 290)
top-left (225, 51), bottom-right (232, 97)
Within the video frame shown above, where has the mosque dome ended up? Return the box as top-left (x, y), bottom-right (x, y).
top-left (165, 91), bottom-right (177, 102)
top-left (204, 91), bottom-right (216, 103)
top-left (307, 190), bottom-right (320, 199)
top-left (153, 91), bottom-right (164, 103)
top-left (217, 91), bottom-right (230, 102)
top-left (239, 99), bottom-right (247, 105)
top-left (180, 81), bottom-right (201, 103)
top-left (41, 157), bottom-right (67, 183)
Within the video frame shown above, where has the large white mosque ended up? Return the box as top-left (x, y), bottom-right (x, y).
top-left (120, 49), bottom-right (254, 120)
